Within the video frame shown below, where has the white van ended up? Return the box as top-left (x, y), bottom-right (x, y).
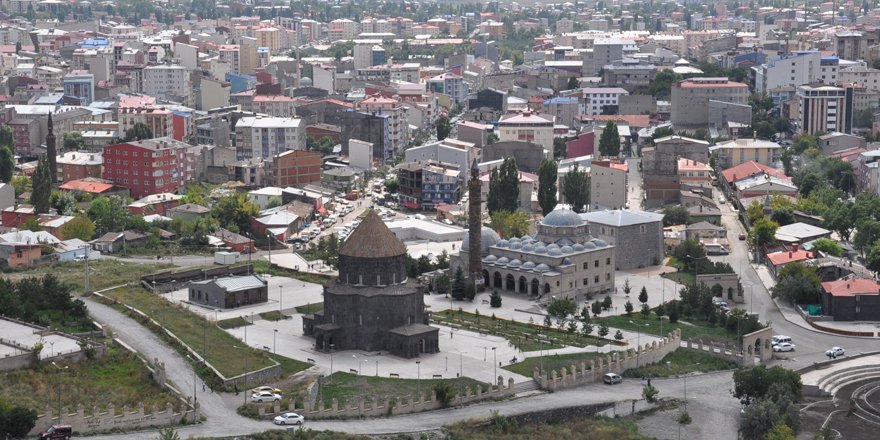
top-left (772, 335), bottom-right (792, 345)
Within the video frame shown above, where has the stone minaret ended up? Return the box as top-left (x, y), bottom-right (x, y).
top-left (46, 112), bottom-right (57, 184)
top-left (467, 159), bottom-right (481, 282)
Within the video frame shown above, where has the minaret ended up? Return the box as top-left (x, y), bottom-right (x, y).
top-left (46, 112), bottom-right (57, 184)
top-left (467, 159), bottom-right (482, 284)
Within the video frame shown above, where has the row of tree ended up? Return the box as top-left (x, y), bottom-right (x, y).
top-left (0, 274), bottom-right (88, 330)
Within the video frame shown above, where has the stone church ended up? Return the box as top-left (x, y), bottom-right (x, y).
top-left (302, 210), bottom-right (439, 358)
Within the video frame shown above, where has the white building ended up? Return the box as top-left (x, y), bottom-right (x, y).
top-left (143, 64), bottom-right (190, 103)
top-left (796, 84), bottom-right (853, 135)
top-left (590, 160), bottom-right (628, 211)
top-left (349, 139), bottom-right (374, 171)
top-left (328, 19), bottom-right (359, 41)
top-left (580, 87), bottom-right (629, 116)
top-left (498, 110), bottom-right (555, 151)
top-left (839, 65), bottom-right (880, 92)
top-left (235, 116), bottom-right (304, 160)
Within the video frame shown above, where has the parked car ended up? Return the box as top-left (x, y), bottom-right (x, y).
top-left (252, 386), bottom-right (282, 395)
top-left (718, 195), bottom-right (727, 204)
top-left (274, 412), bottom-right (305, 425)
top-left (826, 347), bottom-right (845, 358)
top-left (738, 234), bottom-right (746, 241)
top-left (772, 335), bottom-right (792, 345)
top-left (773, 342), bottom-right (796, 352)
top-left (251, 391), bottom-right (282, 403)
top-left (603, 373), bottom-right (622, 385)
top-left (39, 425), bottom-right (72, 440)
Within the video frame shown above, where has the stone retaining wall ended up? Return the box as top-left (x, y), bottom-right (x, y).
top-left (27, 402), bottom-right (195, 436)
top-left (533, 329), bottom-right (682, 391)
top-left (259, 377), bottom-right (516, 419)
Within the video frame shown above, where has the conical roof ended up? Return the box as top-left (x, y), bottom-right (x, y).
top-left (339, 209), bottom-right (407, 258)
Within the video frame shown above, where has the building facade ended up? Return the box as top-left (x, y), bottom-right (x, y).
top-left (796, 84), bottom-right (854, 135)
top-left (235, 116), bottom-right (304, 160)
top-left (102, 138), bottom-right (194, 199)
top-left (273, 149), bottom-right (322, 187)
top-left (580, 210), bottom-right (665, 270)
top-left (188, 275), bottom-right (269, 309)
top-left (498, 111), bottom-right (555, 151)
top-left (671, 78), bottom-right (748, 127)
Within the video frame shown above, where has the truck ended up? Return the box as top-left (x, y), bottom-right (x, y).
top-left (214, 251), bottom-right (240, 265)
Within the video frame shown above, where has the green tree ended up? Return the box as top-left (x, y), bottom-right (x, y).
top-left (766, 422), bottom-right (796, 440)
top-left (854, 109), bottom-right (874, 128)
top-left (733, 365), bottom-right (803, 405)
top-left (50, 191), bottom-right (79, 215)
top-left (750, 218), bottom-right (779, 250)
top-left (487, 156), bottom-right (520, 213)
top-left (156, 427), bottom-right (182, 440)
top-left (211, 193), bottom-right (260, 234)
top-left (602, 295), bottom-right (612, 310)
top-left (435, 274), bottom-right (450, 294)
top-left (450, 266), bottom-right (466, 300)
top-left (591, 300), bottom-right (602, 316)
top-left (566, 76), bottom-right (580, 90)
top-left (770, 208), bottom-right (795, 226)
top-left (598, 324), bottom-right (609, 338)
top-left (486, 132), bottom-right (499, 145)
top-left (866, 240), bottom-right (880, 276)
top-left (62, 132), bottom-right (85, 150)
top-left (810, 238), bottom-right (844, 257)
top-left (0, 125), bottom-right (12, 147)
top-left (562, 164), bottom-right (590, 213)
top-left (854, 220), bottom-right (880, 256)
top-left (0, 401), bottom-right (38, 439)
top-left (537, 157), bottom-right (558, 216)
top-left (60, 216), bottom-right (96, 241)
top-left (124, 122), bottom-right (154, 141)
top-left (547, 297), bottom-right (576, 319)
top-left (648, 69), bottom-right (681, 99)
top-left (31, 156), bottom-right (52, 213)
top-left (489, 210), bottom-right (530, 238)
top-left (0, 145), bottom-right (13, 183)
top-left (490, 290), bottom-right (502, 308)
top-left (624, 300), bottom-right (634, 315)
top-left (662, 205), bottom-right (690, 226)
top-left (436, 115), bottom-right (452, 140)
top-left (416, 254), bottom-right (433, 274)
top-left (435, 250), bottom-right (449, 269)
top-left (598, 121), bottom-right (621, 157)
top-left (614, 329), bottom-right (624, 340)
top-left (638, 286), bottom-right (648, 304)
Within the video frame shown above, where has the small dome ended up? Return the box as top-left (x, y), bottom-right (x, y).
top-left (557, 238), bottom-right (574, 246)
top-left (522, 244), bottom-right (535, 252)
top-left (508, 259), bottom-right (522, 267)
top-left (496, 256), bottom-right (510, 264)
top-left (521, 236), bottom-right (534, 244)
top-left (509, 237), bottom-right (521, 243)
top-left (510, 242), bottom-right (522, 250)
top-left (562, 257), bottom-right (572, 265)
top-left (483, 255), bottom-right (497, 262)
top-left (496, 239), bottom-right (509, 248)
top-left (522, 261), bottom-right (536, 269)
top-left (583, 242), bottom-right (597, 249)
top-left (541, 209), bottom-right (585, 227)
top-left (548, 248), bottom-right (563, 256)
top-left (561, 245), bottom-right (574, 254)
top-left (535, 263), bottom-right (551, 272)
top-left (547, 243), bottom-right (560, 250)
top-left (534, 245), bottom-right (548, 254)
top-left (572, 244), bottom-right (585, 252)
top-left (461, 226), bottom-right (502, 257)
top-left (595, 239), bottom-right (609, 247)
top-left (300, 76), bottom-right (313, 86)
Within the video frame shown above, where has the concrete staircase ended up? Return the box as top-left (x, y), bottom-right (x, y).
top-left (816, 365), bottom-right (880, 397)
top-left (513, 379), bottom-right (541, 394)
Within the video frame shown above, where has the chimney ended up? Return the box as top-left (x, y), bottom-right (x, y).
top-left (789, 251), bottom-right (792, 257)
top-left (792, 243), bottom-right (799, 253)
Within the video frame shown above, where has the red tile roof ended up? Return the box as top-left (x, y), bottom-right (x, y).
top-left (821, 279), bottom-right (880, 297)
top-left (721, 161), bottom-right (788, 184)
top-left (766, 249), bottom-right (814, 266)
top-left (59, 179), bottom-right (114, 193)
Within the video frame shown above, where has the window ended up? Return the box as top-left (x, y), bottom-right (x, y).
top-left (606, 257), bottom-right (611, 265)
top-left (640, 225), bottom-right (647, 233)
top-left (606, 273), bottom-right (611, 281)
top-left (594, 275), bottom-right (599, 283)
top-left (583, 262), bottom-right (588, 269)
top-left (583, 278), bottom-right (588, 286)
top-left (594, 260), bottom-right (599, 267)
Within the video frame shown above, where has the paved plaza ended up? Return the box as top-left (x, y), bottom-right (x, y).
top-left (0, 318), bottom-right (82, 359)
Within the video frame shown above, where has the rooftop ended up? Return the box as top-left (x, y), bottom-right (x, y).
top-left (339, 210), bottom-right (407, 259)
top-left (821, 279), bottom-right (880, 297)
top-left (579, 209), bottom-right (664, 227)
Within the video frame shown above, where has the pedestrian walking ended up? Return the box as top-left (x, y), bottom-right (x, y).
top-left (202, 382), bottom-right (206, 392)
top-left (234, 384), bottom-right (239, 395)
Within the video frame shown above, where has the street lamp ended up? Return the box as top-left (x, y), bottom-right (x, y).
top-left (186, 355), bottom-right (198, 423)
top-left (233, 345), bottom-right (249, 404)
top-left (538, 333), bottom-right (545, 373)
top-left (492, 347), bottom-right (497, 384)
top-left (51, 362), bottom-right (68, 424)
top-left (416, 360), bottom-right (421, 399)
top-left (273, 329), bottom-right (278, 355)
top-left (483, 346), bottom-right (487, 362)
top-left (458, 350), bottom-right (465, 406)
top-left (352, 355), bottom-right (367, 375)
top-left (375, 360), bottom-right (379, 376)
top-left (279, 285), bottom-right (283, 316)
top-left (329, 344), bottom-right (335, 379)
top-left (686, 254), bottom-right (711, 285)
top-left (267, 233), bottom-right (272, 265)
top-left (629, 320), bottom-right (649, 367)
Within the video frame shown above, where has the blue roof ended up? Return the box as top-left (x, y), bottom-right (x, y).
top-left (544, 97), bottom-right (578, 105)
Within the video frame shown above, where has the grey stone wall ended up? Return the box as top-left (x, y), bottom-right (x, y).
top-left (481, 141), bottom-right (547, 173)
top-left (322, 285), bottom-right (426, 352)
top-left (592, 222), bottom-right (663, 270)
top-left (338, 254), bottom-right (407, 286)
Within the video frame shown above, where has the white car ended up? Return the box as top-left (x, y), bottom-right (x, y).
top-left (273, 412), bottom-right (304, 425)
top-left (251, 391), bottom-right (281, 403)
top-left (826, 347), bottom-right (845, 358)
top-left (251, 386), bottom-right (282, 395)
top-left (772, 342), bottom-right (796, 352)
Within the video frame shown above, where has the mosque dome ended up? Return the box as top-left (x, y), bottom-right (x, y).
top-left (461, 226), bottom-right (502, 257)
top-left (595, 239), bottom-right (609, 247)
top-left (300, 76), bottom-right (313, 86)
top-left (561, 245), bottom-right (574, 254)
top-left (572, 244), bottom-right (585, 252)
top-left (541, 209), bottom-right (585, 227)
top-left (508, 259), bottom-right (522, 267)
top-left (535, 263), bottom-right (551, 272)
top-left (496, 256), bottom-right (510, 264)
top-left (522, 261), bottom-right (536, 270)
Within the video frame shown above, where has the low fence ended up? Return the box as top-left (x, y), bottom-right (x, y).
top-left (0, 316), bottom-right (106, 371)
top-left (258, 377), bottom-right (517, 419)
top-left (91, 287), bottom-right (282, 388)
top-left (141, 264), bottom-right (253, 288)
top-left (533, 330), bottom-right (682, 391)
top-left (790, 304), bottom-right (876, 337)
top-left (27, 402), bottom-right (195, 436)
top-left (679, 339), bottom-right (742, 364)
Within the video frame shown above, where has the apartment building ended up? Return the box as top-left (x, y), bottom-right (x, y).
top-left (57, 151), bottom-right (103, 183)
top-left (328, 19), bottom-right (359, 41)
top-left (578, 87), bottom-right (630, 116)
top-left (796, 84), bottom-right (854, 135)
top-left (102, 138), bottom-right (194, 199)
top-left (498, 110), bottom-right (555, 150)
top-left (357, 95), bottom-right (408, 158)
top-left (62, 70), bottom-right (95, 105)
top-left (670, 78), bottom-right (748, 127)
top-left (273, 149), bottom-right (322, 187)
top-left (143, 64), bottom-right (190, 103)
top-left (235, 116), bottom-right (304, 161)
top-left (427, 72), bottom-right (468, 104)
top-left (590, 160), bottom-right (627, 211)
top-left (709, 137), bottom-right (783, 169)
top-left (839, 66), bottom-right (880, 92)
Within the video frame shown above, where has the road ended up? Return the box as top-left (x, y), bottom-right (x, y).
top-left (82, 371), bottom-right (737, 439)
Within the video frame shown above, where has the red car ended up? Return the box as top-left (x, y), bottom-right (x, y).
top-left (40, 424), bottom-right (73, 439)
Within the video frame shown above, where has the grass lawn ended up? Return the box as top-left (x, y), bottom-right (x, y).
top-left (661, 270), bottom-right (694, 286)
top-left (268, 353), bottom-right (313, 377)
top-left (317, 372), bottom-right (487, 409)
top-left (622, 349), bottom-right (739, 378)
top-left (445, 415), bottom-right (650, 440)
top-left (252, 260), bottom-right (333, 286)
top-left (502, 349), bottom-right (622, 377)
top-left (4, 259), bottom-right (172, 293)
top-left (259, 311), bottom-right (287, 321)
top-left (0, 346), bottom-right (177, 412)
top-left (99, 286), bottom-right (275, 378)
top-left (432, 310), bottom-right (622, 352)
top-left (593, 312), bottom-right (734, 342)
top-left (218, 316), bottom-right (252, 329)
top-left (295, 302), bottom-right (324, 315)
